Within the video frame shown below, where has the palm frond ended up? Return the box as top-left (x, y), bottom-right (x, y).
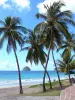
top-left (57, 45), bottom-right (67, 52)
top-left (0, 27), bottom-right (6, 33)
top-left (57, 10), bottom-right (72, 18)
top-left (0, 20), bottom-right (6, 26)
top-left (62, 18), bottom-right (75, 26)
top-left (36, 13), bottom-right (47, 20)
top-left (11, 17), bottom-right (21, 25)
top-left (0, 34), bottom-right (6, 49)
top-left (26, 49), bottom-right (33, 64)
top-left (21, 47), bottom-right (31, 51)
top-left (15, 26), bottom-right (28, 34)
top-left (56, 21), bottom-right (70, 40)
top-left (70, 54), bottom-right (75, 62)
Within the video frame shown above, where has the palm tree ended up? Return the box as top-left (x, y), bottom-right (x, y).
top-left (57, 47), bottom-right (75, 85)
top-left (0, 16), bottom-right (27, 94)
top-left (21, 30), bottom-right (52, 91)
top-left (35, 1), bottom-right (75, 88)
top-left (57, 34), bottom-right (75, 57)
top-left (57, 34), bottom-right (75, 85)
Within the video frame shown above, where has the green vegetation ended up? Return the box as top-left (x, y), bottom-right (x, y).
top-left (26, 79), bottom-right (70, 96)
top-left (25, 90), bottom-right (61, 96)
top-left (57, 48), bottom-right (75, 85)
top-left (57, 35), bottom-right (75, 85)
top-left (30, 79), bottom-right (70, 88)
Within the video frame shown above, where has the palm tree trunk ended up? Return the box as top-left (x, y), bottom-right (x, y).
top-left (13, 48), bottom-right (23, 94)
top-left (41, 63), bottom-right (52, 90)
top-left (52, 50), bottom-right (62, 88)
top-left (43, 31), bottom-right (53, 91)
top-left (43, 43), bottom-right (52, 91)
top-left (68, 66), bottom-right (72, 85)
top-left (43, 71), bottom-right (46, 91)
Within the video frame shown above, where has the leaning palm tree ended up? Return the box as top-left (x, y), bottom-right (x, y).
top-left (0, 16), bottom-right (27, 94)
top-left (57, 47), bottom-right (75, 85)
top-left (35, 1), bottom-right (75, 88)
top-left (21, 30), bottom-right (52, 91)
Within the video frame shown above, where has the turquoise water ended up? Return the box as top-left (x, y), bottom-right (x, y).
top-left (0, 71), bottom-right (67, 87)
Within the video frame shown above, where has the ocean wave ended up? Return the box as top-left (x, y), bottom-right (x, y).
top-left (0, 78), bottom-right (47, 88)
top-left (0, 76), bottom-right (68, 88)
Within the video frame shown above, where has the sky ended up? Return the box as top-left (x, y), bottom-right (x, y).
top-left (0, 0), bottom-right (75, 71)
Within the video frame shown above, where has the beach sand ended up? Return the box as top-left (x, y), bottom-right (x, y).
top-left (0, 85), bottom-right (59, 100)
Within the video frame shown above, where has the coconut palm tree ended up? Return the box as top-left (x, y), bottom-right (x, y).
top-left (57, 34), bottom-right (75, 85)
top-left (0, 16), bottom-right (27, 94)
top-left (35, 1), bottom-right (75, 88)
top-left (57, 34), bottom-right (75, 57)
top-left (57, 47), bottom-right (75, 85)
top-left (21, 30), bottom-right (52, 91)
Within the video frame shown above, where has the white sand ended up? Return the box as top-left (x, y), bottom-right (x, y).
top-left (0, 96), bottom-right (59, 100)
top-left (0, 86), bottom-right (59, 100)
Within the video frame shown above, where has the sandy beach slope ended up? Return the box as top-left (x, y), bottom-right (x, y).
top-left (0, 86), bottom-right (59, 100)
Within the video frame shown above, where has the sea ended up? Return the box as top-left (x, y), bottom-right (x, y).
top-left (0, 71), bottom-right (72, 88)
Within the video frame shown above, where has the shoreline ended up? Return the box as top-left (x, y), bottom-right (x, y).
top-left (0, 77), bottom-right (68, 90)
top-left (0, 77), bottom-right (68, 88)
top-left (0, 79), bottom-right (70, 100)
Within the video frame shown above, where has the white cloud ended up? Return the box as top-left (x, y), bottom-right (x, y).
top-left (0, 0), bottom-right (7, 5)
top-left (37, 0), bottom-right (75, 13)
top-left (0, 0), bottom-right (30, 12)
top-left (0, 60), bottom-right (17, 70)
top-left (0, 0), bottom-right (11, 9)
top-left (0, 60), bottom-right (32, 71)
top-left (11, 0), bottom-right (30, 12)
top-left (3, 3), bottom-right (11, 9)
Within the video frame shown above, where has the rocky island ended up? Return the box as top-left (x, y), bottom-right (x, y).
top-left (22, 66), bottom-right (31, 71)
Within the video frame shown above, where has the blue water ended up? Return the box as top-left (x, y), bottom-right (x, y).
top-left (0, 71), bottom-right (68, 87)
top-left (0, 71), bottom-right (66, 80)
